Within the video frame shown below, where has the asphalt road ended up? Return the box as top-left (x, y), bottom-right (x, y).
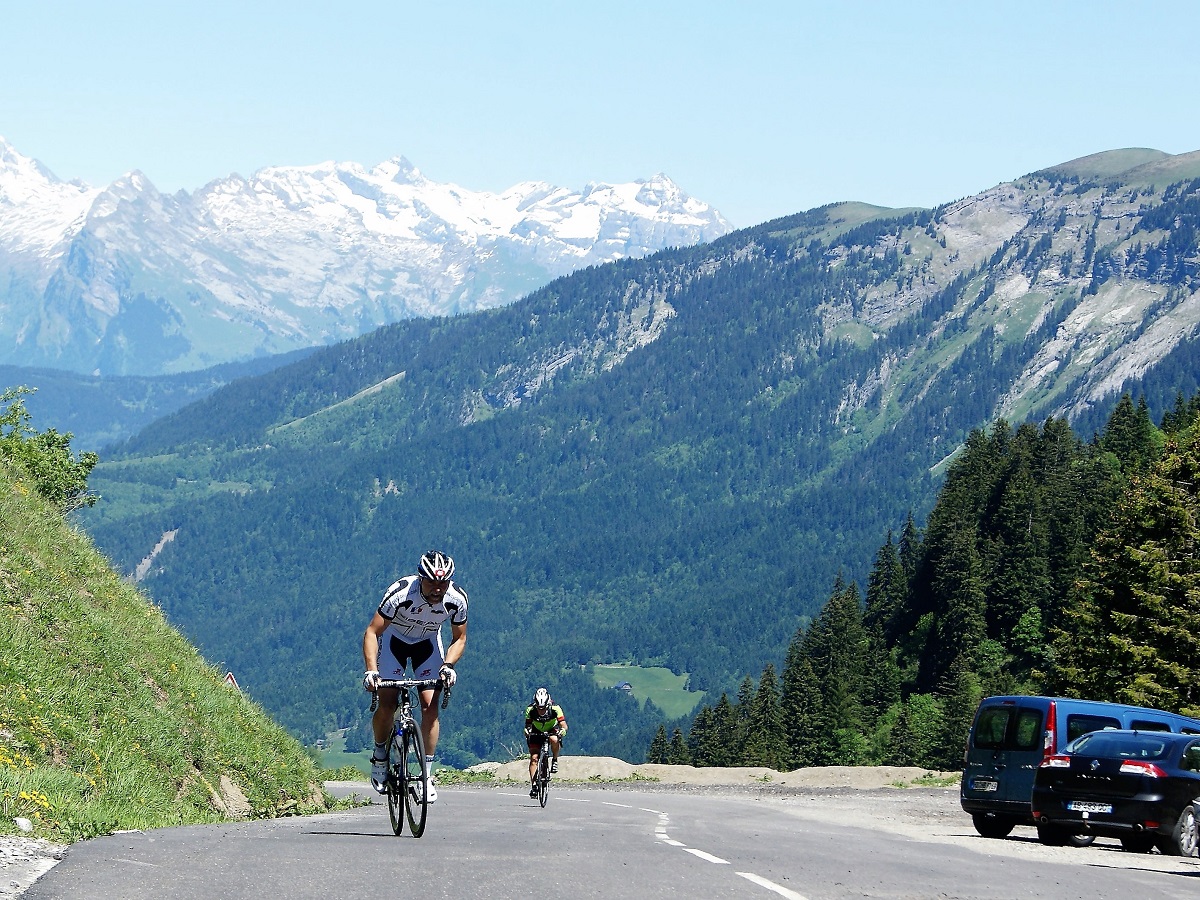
top-left (22, 785), bottom-right (1200, 899)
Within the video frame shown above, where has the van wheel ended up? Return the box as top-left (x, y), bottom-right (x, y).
top-left (1036, 824), bottom-right (1071, 846)
top-left (972, 814), bottom-right (1015, 839)
top-left (1156, 803), bottom-right (1198, 857)
top-left (1119, 834), bottom-right (1157, 853)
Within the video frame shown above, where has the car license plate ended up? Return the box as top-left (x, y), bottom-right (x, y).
top-left (1067, 800), bottom-right (1112, 813)
top-left (970, 778), bottom-right (998, 792)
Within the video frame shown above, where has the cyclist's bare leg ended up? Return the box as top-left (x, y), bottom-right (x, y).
top-left (527, 738), bottom-right (541, 784)
top-left (371, 687), bottom-right (400, 746)
top-left (549, 734), bottom-right (561, 762)
top-left (418, 687), bottom-right (440, 756)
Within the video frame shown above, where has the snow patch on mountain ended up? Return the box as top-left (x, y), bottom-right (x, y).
top-left (0, 137), bottom-right (732, 375)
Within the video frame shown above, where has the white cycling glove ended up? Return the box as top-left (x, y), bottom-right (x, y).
top-left (363, 670), bottom-right (380, 691)
top-left (439, 664), bottom-right (457, 687)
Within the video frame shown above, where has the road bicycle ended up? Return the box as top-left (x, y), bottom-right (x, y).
top-left (371, 677), bottom-right (449, 837)
top-left (530, 731), bottom-right (560, 808)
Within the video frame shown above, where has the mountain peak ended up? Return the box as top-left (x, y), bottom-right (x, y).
top-left (0, 137), bottom-right (733, 376)
top-left (372, 156), bottom-right (424, 185)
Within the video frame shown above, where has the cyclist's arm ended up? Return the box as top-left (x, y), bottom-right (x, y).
top-left (443, 618), bottom-right (467, 667)
top-left (555, 706), bottom-right (567, 735)
top-left (362, 610), bottom-right (390, 673)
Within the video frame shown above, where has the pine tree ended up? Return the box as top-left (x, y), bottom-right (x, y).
top-left (647, 725), bottom-right (669, 764)
top-left (779, 639), bottom-right (822, 769)
top-left (864, 532), bottom-right (908, 645)
top-left (686, 706), bottom-right (715, 765)
top-left (668, 728), bottom-right (691, 765)
top-left (885, 693), bottom-right (944, 767)
top-left (694, 693), bottom-right (738, 767)
top-left (803, 578), bottom-right (869, 764)
top-left (1050, 431), bottom-right (1200, 716)
top-left (1099, 392), bottom-right (1160, 473)
top-left (923, 516), bottom-right (987, 687)
top-left (744, 663), bottom-right (788, 770)
top-left (734, 675), bottom-right (756, 763)
top-left (932, 654), bottom-right (982, 769)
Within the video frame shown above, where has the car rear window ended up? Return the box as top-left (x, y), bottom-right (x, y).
top-left (1070, 732), bottom-right (1170, 759)
top-left (1066, 714), bottom-right (1120, 741)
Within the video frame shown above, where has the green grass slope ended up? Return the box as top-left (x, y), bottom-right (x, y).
top-left (0, 461), bottom-right (331, 842)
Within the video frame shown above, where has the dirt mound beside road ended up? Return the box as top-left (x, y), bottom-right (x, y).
top-left (470, 757), bottom-right (955, 788)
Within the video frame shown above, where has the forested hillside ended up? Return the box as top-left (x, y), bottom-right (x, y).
top-left (653, 392), bottom-right (1200, 769)
top-left (68, 155), bottom-right (1200, 764)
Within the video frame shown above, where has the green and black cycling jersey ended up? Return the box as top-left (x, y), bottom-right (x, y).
top-left (525, 704), bottom-right (566, 736)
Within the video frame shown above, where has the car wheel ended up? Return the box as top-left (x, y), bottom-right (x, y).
top-left (1119, 833), bottom-right (1157, 854)
top-left (1065, 833), bottom-right (1096, 847)
top-left (972, 813), bottom-right (1016, 839)
top-left (1156, 803), bottom-right (1199, 857)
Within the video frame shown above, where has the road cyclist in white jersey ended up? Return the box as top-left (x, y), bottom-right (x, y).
top-left (363, 549), bottom-right (468, 803)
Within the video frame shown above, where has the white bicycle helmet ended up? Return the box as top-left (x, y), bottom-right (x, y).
top-left (533, 687), bottom-right (552, 710)
top-left (418, 549), bottom-right (454, 581)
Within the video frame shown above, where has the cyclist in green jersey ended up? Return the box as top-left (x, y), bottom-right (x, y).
top-left (524, 687), bottom-right (567, 798)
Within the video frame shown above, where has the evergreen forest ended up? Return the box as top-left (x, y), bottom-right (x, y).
top-left (649, 392), bottom-right (1200, 769)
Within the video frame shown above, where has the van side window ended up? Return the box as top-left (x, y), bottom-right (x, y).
top-left (1130, 719), bottom-right (1170, 732)
top-left (974, 708), bottom-right (1011, 749)
top-left (1013, 709), bottom-right (1043, 750)
top-left (1067, 714), bottom-right (1120, 742)
top-left (1183, 744), bottom-right (1200, 772)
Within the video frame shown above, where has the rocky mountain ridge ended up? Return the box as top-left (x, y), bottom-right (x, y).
top-left (0, 136), bottom-right (731, 376)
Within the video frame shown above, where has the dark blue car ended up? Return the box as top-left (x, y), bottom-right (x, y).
top-left (1031, 729), bottom-right (1200, 855)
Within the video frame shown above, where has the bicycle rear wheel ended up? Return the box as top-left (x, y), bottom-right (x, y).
top-left (537, 743), bottom-right (550, 808)
top-left (386, 730), bottom-right (406, 835)
top-left (402, 727), bottom-right (430, 837)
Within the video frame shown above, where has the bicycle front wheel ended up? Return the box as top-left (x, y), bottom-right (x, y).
top-left (402, 727), bottom-right (430, 837)
top-left (537, 745), bottom-right (550, 808)
top-left (386, 731), bottom-right (406, 835)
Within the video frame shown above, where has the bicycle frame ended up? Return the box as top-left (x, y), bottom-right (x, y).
top-left (532, 730), bottom-right (555, 808)
top-left (370, 677), bottom-right (449, 836)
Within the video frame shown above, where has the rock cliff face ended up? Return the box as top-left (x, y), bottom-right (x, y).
top-left (796, 149), bottom-right (1200, 427)
top-left (0, 137), bottom-right (732, 375)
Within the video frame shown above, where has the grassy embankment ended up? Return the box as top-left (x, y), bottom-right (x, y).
top-left (0, 462), bottom-right (332, 842)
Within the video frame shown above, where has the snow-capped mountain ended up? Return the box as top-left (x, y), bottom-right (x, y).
top-left (0, 137), bottom-right (732, 376)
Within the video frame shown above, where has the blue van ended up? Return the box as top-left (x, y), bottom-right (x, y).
top-left (960, 695), bottom-right (1200, 841)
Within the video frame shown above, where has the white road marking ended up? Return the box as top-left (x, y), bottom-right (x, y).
top-left (683, 848), bottom-right (729, 864)
top-left (736, 872), bottom-right (810, 900)
top-left (512, 788), bottom-right (811, 900)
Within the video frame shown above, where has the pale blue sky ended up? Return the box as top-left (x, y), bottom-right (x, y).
top-left (3, 1), bottom-right (1199, 228)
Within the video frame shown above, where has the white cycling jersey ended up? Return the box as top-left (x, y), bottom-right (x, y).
top-left (375, 576), bottom-right (468, 680)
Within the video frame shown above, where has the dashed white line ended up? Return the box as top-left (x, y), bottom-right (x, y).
top-left (683, 848), bottom-right (729, 864)
top-left (736, 872), bottom-right (810, 900)
top-left (503, 789), bottom-right (809, 900)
